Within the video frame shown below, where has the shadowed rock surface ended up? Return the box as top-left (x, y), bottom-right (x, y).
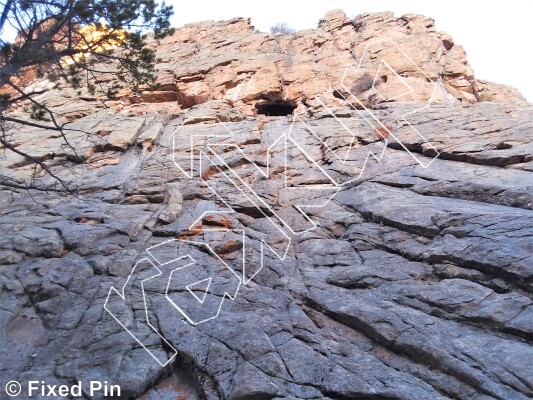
top-left (1, 10), bottom-right (532, 400)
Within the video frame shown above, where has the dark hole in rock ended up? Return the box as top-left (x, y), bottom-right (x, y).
top-left (256, 100), bottom-right (296, 116)
top-left (442, 39), bottom-right (454, 50)
top-left (496, 142), bottom-right (512, 150)
top-left (381, 75), bottom-right (388, 83)
top-left (333, 89), bottom-right (344, 99)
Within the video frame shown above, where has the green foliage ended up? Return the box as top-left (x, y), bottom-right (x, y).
top-left (30, 103), bottom-right (49, 121)
top-left (0, 93), bottom-right (11, 108)
top-left (0, 0), bottom-right (175, 191)
top-left (0, 0), bottom-right (175, 97)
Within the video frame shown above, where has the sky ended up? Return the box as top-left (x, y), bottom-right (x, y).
top-left (169, 0), bottom-right (533, 102)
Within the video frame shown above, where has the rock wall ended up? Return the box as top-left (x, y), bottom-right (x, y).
top-left (0, 10), bottom-right (532, 400)
top-left (152, 10), bottom-right (525, 108)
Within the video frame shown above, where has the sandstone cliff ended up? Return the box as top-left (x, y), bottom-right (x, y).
top-left (0, 10), bottom-right (532, 400)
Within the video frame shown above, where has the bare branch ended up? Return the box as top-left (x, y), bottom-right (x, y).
top-left (0, 174), bottom-right (73, 192)
top-left (6, 81), bottom-right (82, 160)
top-left (0, 134), bottom-right (72, 191)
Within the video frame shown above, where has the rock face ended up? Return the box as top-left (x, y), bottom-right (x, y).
top-left (1, 10), bottom-right (532, 400)
top-left (153, 10), bottom-right (526, 109)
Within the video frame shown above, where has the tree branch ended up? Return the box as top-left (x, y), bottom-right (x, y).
top-left (0, 134), bottom-right (72, 191)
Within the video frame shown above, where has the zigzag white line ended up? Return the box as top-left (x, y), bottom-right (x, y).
top-left (104, 258), bottom-right (178, 367)
top-left (340, 37), bottom-right (443, 168)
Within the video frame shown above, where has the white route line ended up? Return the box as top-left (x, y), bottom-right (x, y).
top-left (160, 239), bottom-right (241, 325)
top-left (104, 258), bottom-right (178, 367)
top-left (340, 37), bottom-right (443, 168)
top-left (106, 37), bottom-right (444, 353)
top-left (198, 150), bottom-right (292, 284)
top-left (288, 111), bottom-right (388, 187)
top-left (172, 115), bottom-right (342, 286)
top-left (186, 277), bottom-right (212, 304)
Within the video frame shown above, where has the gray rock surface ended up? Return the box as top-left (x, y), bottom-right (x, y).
top-left (1, 98), bottom-right (532, 399)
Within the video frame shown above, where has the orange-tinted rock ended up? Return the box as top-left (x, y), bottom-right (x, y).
top-left (145, 10), bottom-right (526, 112)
